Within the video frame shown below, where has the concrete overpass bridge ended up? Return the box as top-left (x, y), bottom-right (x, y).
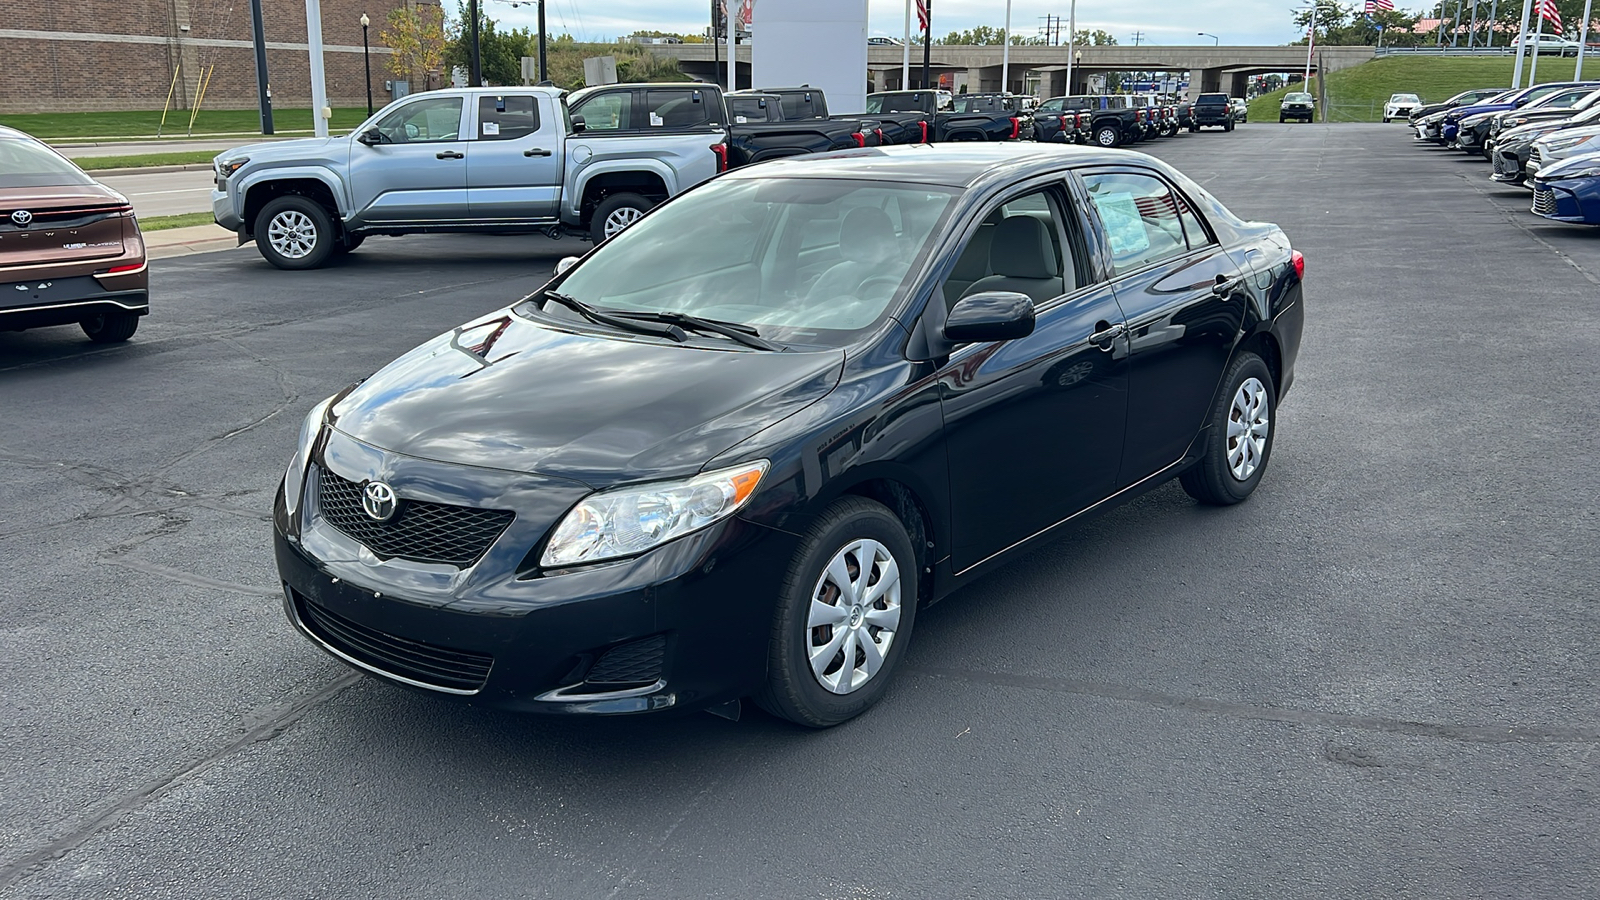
top-left (655, 43), bottom-right (1376, 99)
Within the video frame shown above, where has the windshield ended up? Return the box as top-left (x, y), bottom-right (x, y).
top-left (545, 177), bottom-right (958, 348)
top-left (0, 138), bottom-right (94, 188)
top-left (1392, 94), bottom-right (1420, 103)
top-left (953, 96), bottom-right (1010, 113)
top-left (1285, 93), bottom-right (1312, 102)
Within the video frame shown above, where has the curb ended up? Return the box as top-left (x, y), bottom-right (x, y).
top-left (52, 134), bottom-right (309, 147)
top-left (88, 163), bottom-right (215, 177)
top-left (149, 238), bottom-right (242, 260)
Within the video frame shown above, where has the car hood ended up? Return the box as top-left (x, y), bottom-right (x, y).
top-left (1499, 121), bottom-right (1570, 145)
top-left (1537, 149), bottom-right (1600, 179)
top-left (213, 136), bottom-right (349, 168)
top-left (329, 310), bottom-right (845, 487)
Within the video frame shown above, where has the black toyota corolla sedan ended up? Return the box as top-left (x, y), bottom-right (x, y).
top-left (274, 144), bottom-right (1304, 727)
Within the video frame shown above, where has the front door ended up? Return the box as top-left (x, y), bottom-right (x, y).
top-left (933, 184), bottom-right (1130, 574)
top-left (347, 95), bottom-right (469, 224)
top-left (1078, 169), bottom-right (1246, 483)
top-left (467, 93), bottom-right (563, 220)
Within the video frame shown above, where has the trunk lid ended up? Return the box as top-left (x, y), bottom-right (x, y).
top-left (1, 186), bottom-right (131, 269)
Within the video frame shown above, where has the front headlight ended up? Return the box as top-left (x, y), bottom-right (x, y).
top-left (1462, 113), bottom-right (1492, 127)
top-left (1551, 165), bottom-right (1600, 180)
top-left (216, 156), bottom-right (249, 180)
top-left (282, 395), bottom-right (335, 519)
top-left (541, 460), bottom-right (769, 568)
top-left (1543, 134), bottom-right (1598, 152)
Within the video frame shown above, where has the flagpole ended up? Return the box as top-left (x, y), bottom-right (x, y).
top-left (728, 0), bottom-right (738, 92)
top-left (921, 0), bottom-right (931, 91)
top-left (1578, 0), bottom-right (1594, 80)
top-left (1002, 0), bottom-right (1011, 95)
top-left (902, 0), bottom-right (912, 89)
top-left (1512, 0), bottom-right (1534, 87)
top-left (1064, 0), bottom-right (1076, 94)
top-left (1304, 6), bottom-right (1317, 87)
top-left (1529, 5), bottom-right (1544, 86)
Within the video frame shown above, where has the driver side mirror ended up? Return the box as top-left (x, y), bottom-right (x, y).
top-left (357, 128), bottom-right (383, 146)
top-left (570, 114), bottom-right (586, 133)
top-left (943, 292), bottom-right (1036, 343)
top-left (554, 256), bottom-right (581, 276)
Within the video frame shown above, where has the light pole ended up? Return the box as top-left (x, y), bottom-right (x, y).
top-left (249, 0), bottom-right (273, 133)
top-left (1062, 0), bottom-right (1076, 96)
top-left (1198, 32), bottom-right (1220, 45)
top-left (360, 13), bottom-right (373, 116)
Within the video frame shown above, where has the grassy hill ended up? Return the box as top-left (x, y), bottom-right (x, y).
top-left (1246, 55), bottom-right (1593, 123)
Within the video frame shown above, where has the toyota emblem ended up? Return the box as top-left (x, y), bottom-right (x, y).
top-left (10, 210), bottom-right (32, 226)
top-left (361, 481), bottom-right (399, 522)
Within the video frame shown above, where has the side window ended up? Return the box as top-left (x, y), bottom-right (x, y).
top-left (572, 92), bottom-right (631, 131)
top-left (477, 95), bottom-right (540, 140)
top-left (374, 97), bottom-right (463, 143)
top-left (940, 188), bottom-right (1080, 310)
top-left (1174, 191), bottom-right (1212, 250)
top-left (643, 89), bottom-right (714, 128)
top-left (1081, 172), bottom-right (1191, 273)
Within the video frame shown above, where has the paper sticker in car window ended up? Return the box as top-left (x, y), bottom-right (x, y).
top-left (1094, 191), bottom-right (1150, 257)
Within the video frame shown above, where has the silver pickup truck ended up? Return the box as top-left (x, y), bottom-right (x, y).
top-left (212, 85), bottom-right (728, 269)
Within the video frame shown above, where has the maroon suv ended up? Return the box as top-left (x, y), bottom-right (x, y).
top-left (1, 126), bottom-right (148, 343)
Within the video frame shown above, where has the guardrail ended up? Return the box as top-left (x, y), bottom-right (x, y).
top-left (1374, 45), bottom-right (1597, 57)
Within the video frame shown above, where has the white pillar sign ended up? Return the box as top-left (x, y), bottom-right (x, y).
top-left (752, 0), bottom-right (870, 115)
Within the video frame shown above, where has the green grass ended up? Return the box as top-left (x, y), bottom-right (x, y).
top-left (139, 212), bottom-right (222, 232)
top-left (73, 151), bottom-right (218, 171)
top-left (0, 108), bottom-right (372, 140)
top-left (1247, 56), bottom-right (1592, 124)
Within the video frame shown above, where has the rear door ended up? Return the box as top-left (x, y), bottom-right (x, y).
top-left (347, 94), bottom-right (469, 223)
top-left (1077, 168), bottom-right (1246, 484)
top-left (466, 93), bottom-right (562, 220)
top-left (566, 87), bottom-right (725, 195)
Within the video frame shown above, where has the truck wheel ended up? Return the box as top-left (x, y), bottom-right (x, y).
top-left (1190, 123), bottom-right (1200, 132)
top-left (1095, 125), bottom-right (1121, 147)
top-left (255, 195), bottom-right (336, 270)
top-left (1224, 121), bottom-right (1234, 132)
top-left (591, 193), bottom-right (654, 243)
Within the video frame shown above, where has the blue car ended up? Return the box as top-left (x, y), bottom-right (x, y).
top-left (1532, 150), bottom-right (1600, 225)
top-left (1442, 81), bottom-right (1600, 144)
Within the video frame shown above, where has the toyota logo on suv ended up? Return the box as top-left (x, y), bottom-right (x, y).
top-left (361, 481), bottom-right (399, 522)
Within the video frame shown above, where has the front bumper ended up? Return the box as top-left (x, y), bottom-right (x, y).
top-left (211, 188), bottom-right (243, 232)
top-left (1531, 180), bottom-right (1596, 224)
top-left (1491, 147), bottom-right (1530, 182)
top-left (274, 434), bottom-right (800, 716)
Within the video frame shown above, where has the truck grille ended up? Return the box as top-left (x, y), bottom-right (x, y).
top-left (585, 635), bottom-right (667, 685)
top-left (315, 466), bottom-right (514, 566)
top-left (1533, 189), bottom-right (1559, 216)
top-left (294, 590), bottom-right (493, 692)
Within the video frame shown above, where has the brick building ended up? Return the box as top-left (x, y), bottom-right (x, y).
top-left (0, 0), bottom-right (442, 114)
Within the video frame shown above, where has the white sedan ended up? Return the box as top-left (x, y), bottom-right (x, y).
top-left (1383, 93), bottom-right (1421, 123)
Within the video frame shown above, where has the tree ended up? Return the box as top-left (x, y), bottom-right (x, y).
top-left (444, 2), bottom-right (529, 86)
top-left (1292, 3), bottom-right (1421, 46)
top-left (380, 4), bottom-right (447, 87)
top-left (936, 25), bottom-right (1047, 45)
top-left (1079, 29), bottom-right (1118, 46)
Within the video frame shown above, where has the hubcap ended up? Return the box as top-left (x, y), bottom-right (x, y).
top-left (267, 210), bottom-right (318, 259)
top-left (1098, 130), bottom-right (1116, 146)
top-left (805, 538), bottom-right (902, 695)
top-left (603, 206), bottom-right (644, 237)
top-left (1226, 376), bottom-right (1270, 481)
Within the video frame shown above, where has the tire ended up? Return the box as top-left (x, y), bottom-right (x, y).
top-left (254, 195), bottom-right (336, 270)
top-left (589, 192), bottom-right (654, 243)
top-left (1190, 123), bottom-right (1200, 132)
top-left (1179, 351), bottom-right (1276, 506)
top-left (753, 497), bottom-right (919, 728)
top-left (1382, 116), bottom-right (1390, 123)
top-left (1224, 121), bottom-right (1234, 132)
top-left (1095, 125), bottom-right (1122, 147)
top-left (1279, 116), bottom-right (1286, 123)
top-left (80, 310), bottom-right (140, 343)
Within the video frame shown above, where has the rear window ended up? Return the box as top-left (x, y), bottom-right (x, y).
top-left (1196, 94), bottom-right (1228, 105)
top-left (0, 138), bottom-right (93, 187)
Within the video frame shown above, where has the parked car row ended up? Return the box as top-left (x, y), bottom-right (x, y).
top-left (1408, 83), bottom-right (1600, 227)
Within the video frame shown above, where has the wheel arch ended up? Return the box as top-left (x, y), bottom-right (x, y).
top-left (1235, 329), bottom-right (1283, 394)
top-left (242, 175), bottom-right (345, 238)
top-left (574, 168), bottom-right (671, 228)
top-left (809, 471), bottom-right (942, 607)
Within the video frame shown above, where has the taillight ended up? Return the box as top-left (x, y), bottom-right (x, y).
top-left (711, 143), bottom-right (728, 173)
top-left (1291, 250), bottom-right (1305, 280)
top-left (919, 120), bottom-right (929, 142)
top-left (875, 127), bottom-right (886, 143)
top-left (852, 131), bottom-right (866, 148)
top-left (1059, 115), bottom-right (1068, 133)
top-left (1010, 117), bottom-right (1020, 139)
top-left (105, 262), bottom-right (145, 274)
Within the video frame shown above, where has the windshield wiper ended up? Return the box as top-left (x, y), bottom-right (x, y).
top-left (610, 311), bottom-right (783, 351)
top-left (541, 291), bottom-right (687, 342)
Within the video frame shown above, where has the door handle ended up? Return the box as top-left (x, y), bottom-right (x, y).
top-left (1212, 273), bottom-right (1242, 298)
top-left (523, 148), bottom-right (553, 157)
top-left (436, 150), bottom-right (464, 160)
top-left (1089, 321), bottom-right (1126, 351)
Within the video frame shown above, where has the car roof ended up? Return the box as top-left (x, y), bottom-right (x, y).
top-left (720, 142), bottom-right (1167, 190)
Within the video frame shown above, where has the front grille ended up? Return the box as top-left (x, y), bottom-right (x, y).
top-left (1493, 153), bottom-right (1512, 176)
top-left (1534, 189), bottom-right (1559, 216)
top-left (585, 635), bottom-right (667, 685)
top-left (1530, 149), bottom-right (1545, 172)
top-left (294, 591), bottom-right (493, 692)
top-left (315, 466), bottom-right (514, 566)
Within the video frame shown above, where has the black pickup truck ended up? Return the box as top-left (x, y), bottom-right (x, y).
top-left (740, 86), bottom-right (912, 145)
top-left (722, 92), bottom-right (871, 164)
top-left (1190, 92), bottom-right (1234, 131)
top-left (949, 93), bottom-right (1034, 140)
top-left (864, 90), bottom-right (1026, 142)
top-left (1045, 95), bottom-right (1146, 147)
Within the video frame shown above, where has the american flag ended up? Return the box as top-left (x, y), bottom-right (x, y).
top-left (1537, 0), bottom-right (1563, 33)
top-left (1364, 0), bottom-right (1394, 11)
top-left (916, 0), bottom-right (930, 33)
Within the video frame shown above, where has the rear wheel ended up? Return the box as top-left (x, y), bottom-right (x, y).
top-left (590, 192), bottom-right (654, 243)
top-left (81, 310), bottom-right (140, 343)
top-left (1095, 125), bottom-right (1122, 147)
top-left (1224, 121), bottom-right (1234, 132)
top-left (255, 195), bottom-right (336, 270)
top-left (754, 497), bottom-right (918, 728)
top-left (1179, 352), bottom-right (1276, 506)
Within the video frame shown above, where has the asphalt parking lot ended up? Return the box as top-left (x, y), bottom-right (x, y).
top-left (3, 124), bottom-right (1598, 898)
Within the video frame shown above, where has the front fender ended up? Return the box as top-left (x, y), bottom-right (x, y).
top-left (235, 165), bottom-right (352, 219)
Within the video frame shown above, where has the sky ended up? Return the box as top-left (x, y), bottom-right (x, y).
top-left (485, 1), bottom-right (1318, 47)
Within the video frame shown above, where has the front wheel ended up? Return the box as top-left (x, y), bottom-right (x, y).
top-left (81, 310), bottom-right (140, 343)
top-left (255, 195), bottom-right (336, 270)
top-left (590, 192), bottom-right (654, 243)
top-left (1095, 125), bottom-right (1122, 147)
top-left (1179, 352), bottom-right (1276, 506)
top-left (1224, 121), bottom-right (1235, 132)
top-left (754, 497), bottom-right (919, 728)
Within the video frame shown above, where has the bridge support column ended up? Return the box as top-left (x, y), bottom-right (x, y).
top-left (1194, 68), bottom-right (1224, 96)
top-left (1229, 72), bottom-right (1251, 99)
